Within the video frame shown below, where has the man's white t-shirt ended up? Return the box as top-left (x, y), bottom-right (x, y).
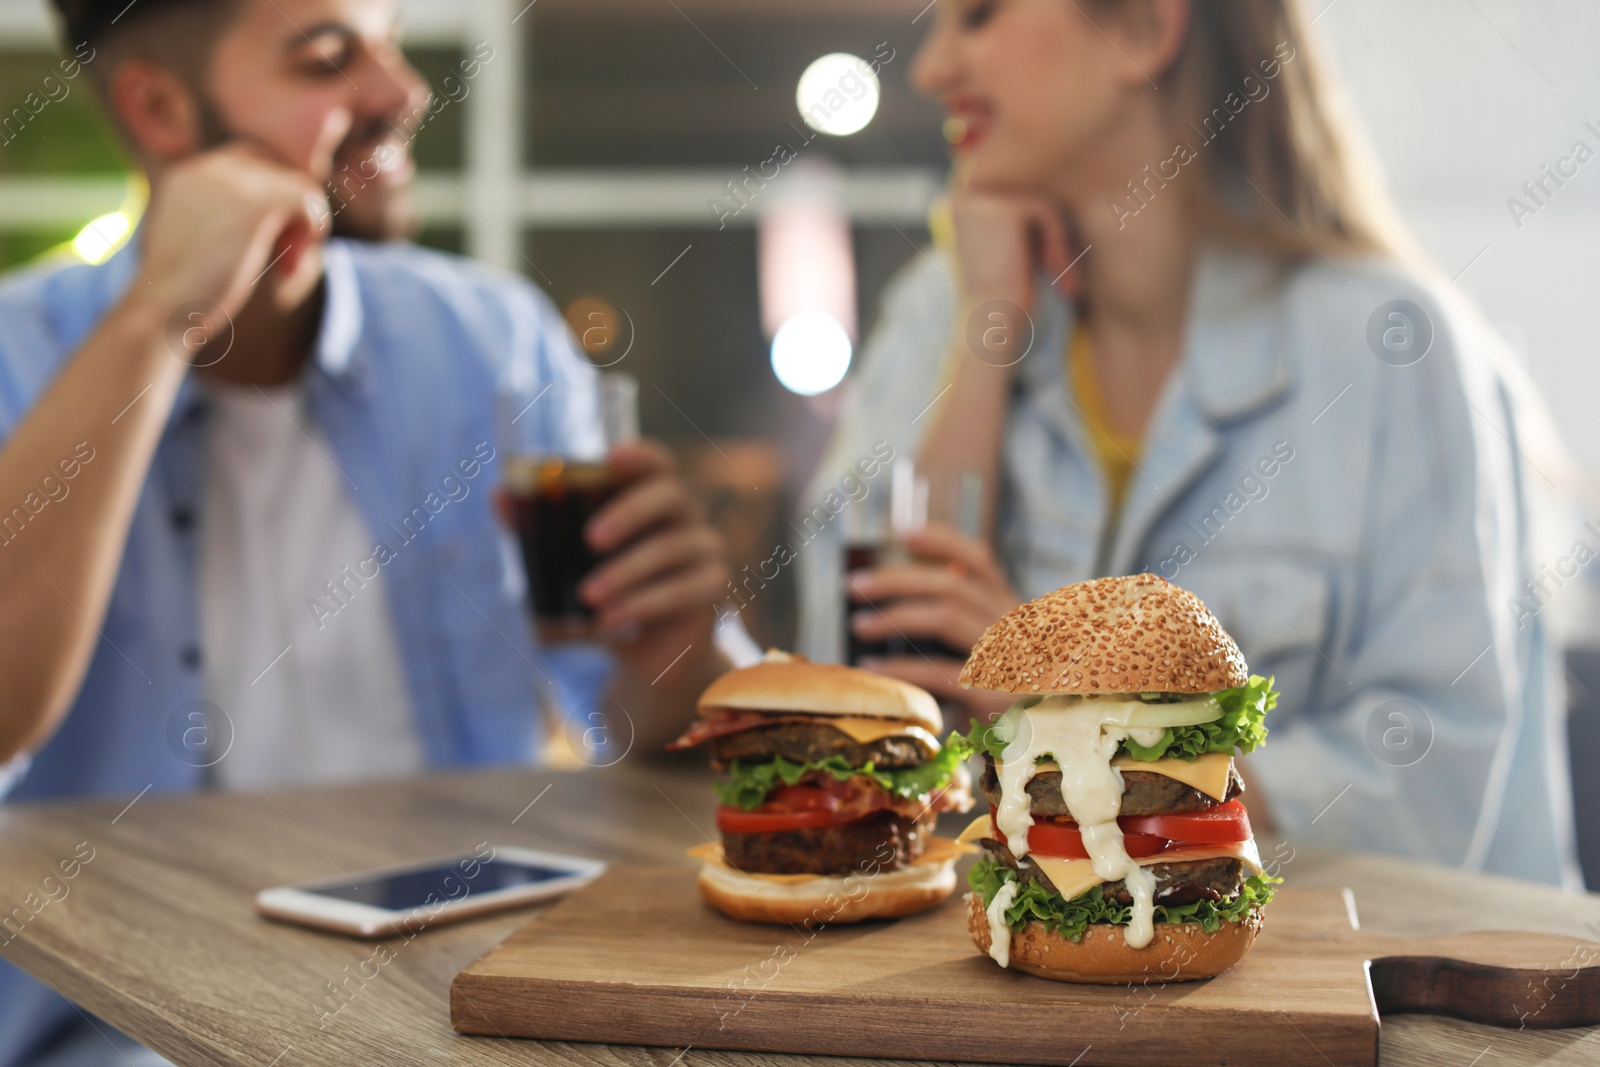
top-left (200, 380), bottom-right (424, 789)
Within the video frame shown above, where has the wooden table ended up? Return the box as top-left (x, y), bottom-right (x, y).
top-left (1, 762), bottom-right (1597, 1066)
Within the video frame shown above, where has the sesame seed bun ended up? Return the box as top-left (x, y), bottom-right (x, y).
top-left (959, 575), bottom-right (1248, 695)
top-left (965, 892), bottom-right (1262, 983)
top-left (697, 652), bottom-right (943, 735)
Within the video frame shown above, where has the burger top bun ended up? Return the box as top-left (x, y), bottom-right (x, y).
top-left (697, 651), bottom-right (942, 736)
top-left (959, 574), bottom-right (1248, 695)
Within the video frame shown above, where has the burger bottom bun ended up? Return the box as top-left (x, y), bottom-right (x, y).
top-left (965, 893), bottom-right (1263, 983)
top-left (698, 858), bottom-right (957, 926)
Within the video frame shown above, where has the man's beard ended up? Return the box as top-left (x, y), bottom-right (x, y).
top-left (193, 92), bottom-right (235, 153)
top-left (194, 94), bottom-right (419, 243)
top-left (327, 160), bottom-right (420, 243)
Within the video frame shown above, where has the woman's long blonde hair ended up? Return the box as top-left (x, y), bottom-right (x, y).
top-left (1105, 0), bottom-right (1415, 263)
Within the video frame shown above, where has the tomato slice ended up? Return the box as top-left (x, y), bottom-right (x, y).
top-left (986, 799), bottom-right (1253, 860)
top-left (996, 817), bottom-right (1171, 860)
top-left (715, 784), bottom-right (852, 833)
top-left (716, 807), bottom-right (840, 833)
top-left (765, 784), bottom-right (841, 813)
top-left (1120, 798), bottom-right (1253, 845)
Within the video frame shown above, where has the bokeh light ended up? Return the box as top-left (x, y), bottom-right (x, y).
top-left (770, 311), bottom-right (852, 395)
top-left (71, 212), bottom-right (132, 264)
top-left (796, 53), bottom-right (880, 136)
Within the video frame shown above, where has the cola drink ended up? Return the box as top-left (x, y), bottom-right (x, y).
top-left (843, 541), bottom-right (971, 665)
top-left (505, 457), bottom-right (623, 642)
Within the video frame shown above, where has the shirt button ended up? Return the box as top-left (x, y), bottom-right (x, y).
top-left (180, 645), bottom-right (202, 671)
top-left (171, 507), bottom-right (195, 532)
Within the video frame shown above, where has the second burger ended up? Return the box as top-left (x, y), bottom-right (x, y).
top-left (669, 651), bottom-right (973, 925)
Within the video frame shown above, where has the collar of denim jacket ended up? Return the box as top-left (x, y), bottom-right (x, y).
top-left (1015, 242), bottom-right (1293, 428)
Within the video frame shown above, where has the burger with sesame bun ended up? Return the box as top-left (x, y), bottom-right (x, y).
top-left (670, 651), bottom-right (974, 925)
top-left (948, 574), bottom-right (1280, 983)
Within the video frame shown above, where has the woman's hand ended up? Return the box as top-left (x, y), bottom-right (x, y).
top-left (949, 190), bottom-right (1079, 317)
top-left (915, 193), bottom-right (1081, 543)
top-left (848, 521), bottom-right (1021, 718)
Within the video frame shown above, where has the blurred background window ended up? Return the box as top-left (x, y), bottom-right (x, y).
top-left (7, 0), bottom-right (1597, 491)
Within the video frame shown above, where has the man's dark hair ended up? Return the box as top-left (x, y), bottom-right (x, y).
top-left (51, 0), bottom-right (239, 53)
top-left (50, 0), bottom-right (243, 147)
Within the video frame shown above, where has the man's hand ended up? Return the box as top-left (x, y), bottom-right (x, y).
top-left (140, 120), bottom-right (344, 319)
top-left (0, 123), bottom-right (346, 760)
top-left (580, 440), bottom-right (731, 688)
top-left (849, 521), bottom-right (1020, 717)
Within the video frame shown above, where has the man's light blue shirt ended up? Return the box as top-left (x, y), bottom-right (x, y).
top-left (0, 237), bottom-right (613, 1065)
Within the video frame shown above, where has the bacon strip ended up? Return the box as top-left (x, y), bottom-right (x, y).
top-left (767, 765), bottom-right (974, 823)
top-left (666, 708), bottom-right (815, 750)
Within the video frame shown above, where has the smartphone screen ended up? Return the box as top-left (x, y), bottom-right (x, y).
top-left (305, 859), bottom-right (573, 911)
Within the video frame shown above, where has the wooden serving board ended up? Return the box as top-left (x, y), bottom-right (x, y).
top-left (450, 865), bottom-right (1600, 1067)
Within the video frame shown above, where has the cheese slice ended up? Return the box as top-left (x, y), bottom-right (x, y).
top-left (825, 717), bottom-right (941, 754)
top-left (956, 814), bottom-right (1263, 901)
top-left (1111, 751), bottom-right (1235, 800)
top-left (902, 835), bottom-right (976, 865)
top-left (687, 836), bottom-right (973, 882)
top-left (1027, 839), bottom-right (1264, 903)
top-left (1028, 751), bottom-right (1235, 801)
top-left (956, 813), bottom-right (992, 845)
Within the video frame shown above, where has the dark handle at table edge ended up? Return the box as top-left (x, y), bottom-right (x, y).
top-left (1367, 956), bottom-right (1600, 1029)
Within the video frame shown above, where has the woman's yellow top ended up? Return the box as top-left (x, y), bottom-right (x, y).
top-left (1067, 322), bottom-right (1142, 520)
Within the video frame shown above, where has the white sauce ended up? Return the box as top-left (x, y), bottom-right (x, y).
top-left (994, 697), bottom-right (1177, 950)
top-left (985, 881), bottom-right (1019, 967)
top-left (1127, 726), bottom-right (1167, 749)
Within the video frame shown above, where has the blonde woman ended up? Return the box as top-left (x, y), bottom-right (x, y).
top-left (796, 0), bottom-right (1580, 886)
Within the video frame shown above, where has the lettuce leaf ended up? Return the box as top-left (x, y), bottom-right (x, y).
top-left (968, 854), bottom-right (1281, 941)
top-left (946, 722), bottom-right (1008, 763)
top-left (713, 744), bottom-right (966, 811)
top-left (1121, 675), bottom-right (1277, 761)
top-left (946, 675), bottom-right (1277, 764)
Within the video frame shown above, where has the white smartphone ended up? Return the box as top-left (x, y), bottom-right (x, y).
top-left (254, 845), bottom-right (605, 938)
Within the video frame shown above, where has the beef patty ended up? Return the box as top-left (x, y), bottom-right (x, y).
top-left (979, 755), bottom-right (1240, 818)
top-left (722, 808), bottom-right (937, 876)
top-left (982, 838), bottom-right (1246, 908)
top-left (711, 720), bottom-right (929, 771)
